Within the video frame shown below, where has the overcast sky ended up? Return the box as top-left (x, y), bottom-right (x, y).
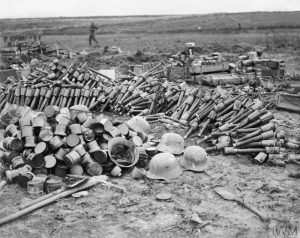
top-left (0, 0), bottom-right (300, 19)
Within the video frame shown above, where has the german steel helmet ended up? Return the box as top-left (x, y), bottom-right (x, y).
top-left (146, 152), bottom-right (182, 180)
top-left (108, 137), bottom-right (139, 168)
top-left (157, 133), bottom-right (184, 155)
top-left (126, 116), bottom-right (150, 133)
top-left (181, 146), bottom-right (208, 172)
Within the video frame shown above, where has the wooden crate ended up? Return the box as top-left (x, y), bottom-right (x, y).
top-left (166, 65), bottom-right (189, 82)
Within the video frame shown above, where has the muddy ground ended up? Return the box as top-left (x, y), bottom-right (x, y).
top-left (0, 108), bottom-right (299, 238)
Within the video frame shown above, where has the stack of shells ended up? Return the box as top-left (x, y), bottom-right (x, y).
top-left (0, 105), bottom-right (151, 196)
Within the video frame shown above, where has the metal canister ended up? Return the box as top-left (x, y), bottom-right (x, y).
top-left (60, 108), bottom-right (71, 118)
top-left (79, 135), bottom-right (86, 145)
top-left (73, 144), bottom-right (87, 157)
top-left (87, 140), bottom-right (101, 153)
top-left (81, 153), bottom-right (93, 166)
top-left (46, 178), bottom-right (63, 193)
top-left (33, 167), bottom-right (48, 176)
top-left (18, 172), bottom-right (35, 188)
top-left (21, 126), bottom-right (34, 138)
top-left (4, 151), bottom-right (20, 164)
top-left (57, 115), bottom-right (71, 127)
top-left (91, 149), bottom-right (107, 164)
top-left (64, 150), bottom-right (82, 167)
top-left (54, 164), bottom-right (68, 178)
top-left (32, 116), bottom-right (46, 128)
top-left (44, 105), bottom-right (60, 118)
top-left (44, 155), bottom-right (57, 169)
top-left (77, 112), bottom-right (88, 124)
top-left (100, 143), bottom-right (108, 150)
top-left (39, 126), bottom-right (53, 142)
top-left (3, 137), bottom-right (14, 150)
top-left (22, 148), bottom-right (33, 160)
top-left (24, 136), bottom-right (36, 148)
top-left (102, 134), bottom-right (112, 143)
top-left (66, 134), bottom-right (80, 148)
top-left (253, 152), bottom-right (268, 164)
top-left (19, 117), bottom-right (31, 128)
top-left (54, 124), bottom-right (67, 137)
top-left (34, 142), bottom-right (49, 155)
top-left (9, 138), bottom-right (24, 152)
top-left (82, 118), bottom-right (93, 128)
top-left (26, 153), bottom-right (45, 168)
top-left (6, 164), bottom-right (32, 183)
top-left (49, 136), bottom-right (63, 151)
top-left (5, 124), bottom-right (19, 137)
top-left (69, 124), bottom-right (82, 135)
top-left (83, 128), bottom-right (95, 142)
top-left (55, 148), bottom-right (68, 161)
top-left (27, 179), bottom-right (44, 198)
top-left (111, 165), bottom-right (122, 177)
top-left (70, 164), bottom-right (84, 175)
top-left (145, 147), bottom-right (157, 157)
top-left (11, 156), bottom-right (25, 169)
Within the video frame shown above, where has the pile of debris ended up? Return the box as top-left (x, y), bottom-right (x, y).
top-left (0, 108), bottom-right (154, 193)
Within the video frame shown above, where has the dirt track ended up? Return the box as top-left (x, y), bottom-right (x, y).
top-left (0, 110), bottom-right (299, 238)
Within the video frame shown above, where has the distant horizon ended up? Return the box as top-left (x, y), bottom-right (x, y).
top-left (1, 0), bottom-right (300, 19)
top-left (1, 10), bottom-right (300, 20)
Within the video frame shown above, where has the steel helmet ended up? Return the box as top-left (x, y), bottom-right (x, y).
top-left (126, 116), bottom-right (150, 134)
top-left (108, 137), bottom-right (139, 168)
top-left (157, 133), bottom-right (184, 155)
top-left (181, 146), bottom-right (208, 172)
top-left (146, 152), bottom-right (182, 180)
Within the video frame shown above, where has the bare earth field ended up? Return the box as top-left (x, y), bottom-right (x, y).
top-left (0, 12), bottom-right (300, 238)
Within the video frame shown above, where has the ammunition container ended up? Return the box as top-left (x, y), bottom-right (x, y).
top-left (73, 144), bottom-right (87, 157)
top-left (26, 153), bottom-right (45, 168)
top-left (21, 126), bottom-right (34, 138)
top-left (44, 155), bottom-right (57, 169)
top-left (24, 136), bottom-right (36, 148)
top-left (34, 142), bottom-right (49, 155)
top-left (88, 140), bottom-right (101, 153)
top-left (11, 156), bottom-right (25, 169)
top-left (49, 136), bottom-right (63, 151)
top-left (54, 124), bottom-right (67, 137)
top-left (64, 150), bottom-right (82, 167)
top-left (66, 134), bottom-right (81, 148)
top-left (19, 117), bottom-right (31, 128)
top-left (253, 152), bottom-right (268, 164)
top-left (5, 124), bottom-right (19, 137)
top-left (6, 165), bottom-right (32, 184)
top-left (39, 127), bottom-right (53, 142)
top-left (32, 116), bottom-right (46, 128)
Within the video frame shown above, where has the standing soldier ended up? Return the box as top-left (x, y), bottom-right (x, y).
top-left (89, 22), bottom-right (99, 47)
